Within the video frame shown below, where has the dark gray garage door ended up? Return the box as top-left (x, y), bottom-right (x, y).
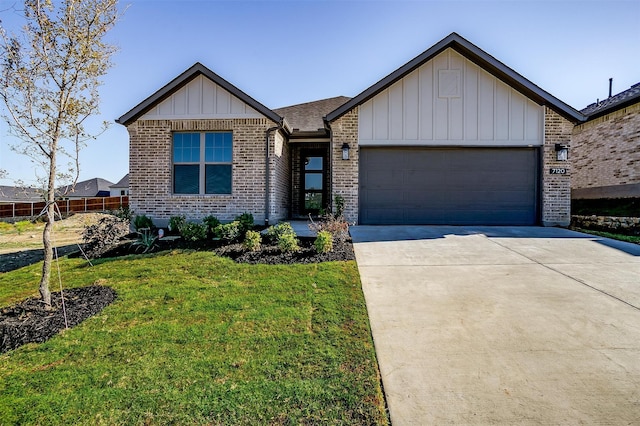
top-left (359, 148), bottom-right (539, 225)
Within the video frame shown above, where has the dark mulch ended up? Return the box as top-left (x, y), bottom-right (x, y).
top-left (0, 244), bottom-right (79, 273)
top-left (1, 285), bottom-right (117, 354)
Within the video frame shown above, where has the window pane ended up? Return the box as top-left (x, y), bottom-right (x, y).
top-left (305, 156), bottom-right (323, 171)
top-left (205, 164), bottom-right (232, 194)
top-left (173, 133), bottom-right (200, 162)
top-left (205, 132), bottom-right (232, 163)
top-left (174, 165), bottom-right (199, 194)
top-left (305, 173), bottom-right (323, 190)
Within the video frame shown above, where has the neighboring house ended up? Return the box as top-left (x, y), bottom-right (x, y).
top-left (572, 83), bottom-right (640, 199)
top-left (117, 33), bottom-right (584, 227)
top-left (57, 178), bottom-right (114, 199)
top-left (109, 174), bottom-right (130, 196)
top-left (0, 185), bottom-right (44, 202)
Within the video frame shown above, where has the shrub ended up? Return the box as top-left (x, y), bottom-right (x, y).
top-left (333, 194), bottom-right (345, 218)
top-left (308, 214), bottom-right (349, 242)
top-left (82, 216), bottom-right (130, 259)
top-left (217, 221), bottom-right (242, 242)
top-left (131, 228), bottom-right (158, 253)
top-left (111, 205), bottom-right (133, 222)
top-left (243, 230), bottom-right (262, 252)
top-left (180, 222), bottom-right (207, 242)
top-left (265, 222), bottom-right (296, 242)
top-left (203, 215), bottom-right (221, 236)
top-left (277, 232), bottom-right (299, 253)
top-left (168, 215), bottom-right (186, 234)
top-left (133, 214), bottom-right (153, 231)
top-left (235, 212), bottom-right (254, 234)
top-left (314, 230), bottom-right (334, 253)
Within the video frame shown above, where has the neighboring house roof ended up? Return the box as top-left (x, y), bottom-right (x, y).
top-left (581, 82), bottom-right (640, 119)
top-left (57, 178), bottom-right (114, 198)
top-left (116, 62), bottom-right (284, 126)
top-left (109, 174), bottom-right (129, 189)
top-left (325, 32), bottom-right (586, 124)
top-left (274, 96), bottom-right (351, 136)
top-left (0, 185), bottom-right (44, 202)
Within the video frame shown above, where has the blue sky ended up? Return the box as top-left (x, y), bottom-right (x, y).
top-left (1, 0), bottom-right (639, 186)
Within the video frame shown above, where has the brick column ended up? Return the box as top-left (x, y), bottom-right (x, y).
top-left (330, 109), bottom-right (359, 224)
top-left (542, 107), bottom-right (573, 226)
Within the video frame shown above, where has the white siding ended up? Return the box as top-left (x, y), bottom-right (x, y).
top-left (358, 48), bottom-right (543, 147)
top-left (141, 75), bottom-right (263, 120)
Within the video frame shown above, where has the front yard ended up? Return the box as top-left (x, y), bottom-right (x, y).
top-left (0, 251), bottom-right (388, 425)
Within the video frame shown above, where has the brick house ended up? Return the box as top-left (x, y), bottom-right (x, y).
top-left (572, 83), bottom-right (640, 200)
top-left (117, 33), bottom-right (584, 227)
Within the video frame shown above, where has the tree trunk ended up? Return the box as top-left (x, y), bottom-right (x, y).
top-left (39, 201), bottom-right (54, 307)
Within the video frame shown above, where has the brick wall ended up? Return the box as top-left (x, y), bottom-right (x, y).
top-left (128, 118), bottom-right (282, 226)
top-left (542, 107), bottom-right (574, 226)
top-left (329, 109), bottom-right (359, 224)
top-left (571, 102), bottom-right (640, 197)
top-left (269, 129), bottom-right (290, 224)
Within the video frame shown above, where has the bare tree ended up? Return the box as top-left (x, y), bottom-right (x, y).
top-left (0, 0), bottom-right (119, 306)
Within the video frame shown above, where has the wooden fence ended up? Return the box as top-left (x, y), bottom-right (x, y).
top-left (0, 196), bottom-right (129, 219)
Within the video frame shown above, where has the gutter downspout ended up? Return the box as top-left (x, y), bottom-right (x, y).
top-left (264, 125), bottom-right (281, 227)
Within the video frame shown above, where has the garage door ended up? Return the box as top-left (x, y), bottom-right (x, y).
top-left (359, 148), bottom-right (539, 225)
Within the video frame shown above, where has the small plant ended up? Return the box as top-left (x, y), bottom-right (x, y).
top-left (308, 214), bottom-right (349, 242)
top-left (133, 214), bottom-right (154, 231)
top-left (180, 222), bottom-right (207, 242)
top-left (82, 215), bottom-right (130, 259)
top-left (203, 215), bottom-right (221, 237)
top-left (216, 221), bottom-right (242, 242)
top-left (235, 212), bottom-right (254, 234)
top-left (131, 228), bottom-right (158, 253)
top-left (243, 230), bottom-right (262, 252)
top-left (277, 232), bottom-right (299, 253)
top-left (265, 222), bottom-right (296, 242)
top-left (168, 215), bottom-right (186, 234)
top-left (111, 205), bottom-right (133, 222)
top-left (314, 230), bottom-right (334, 253)
top-left (333, 194), bottom-right (345, 218)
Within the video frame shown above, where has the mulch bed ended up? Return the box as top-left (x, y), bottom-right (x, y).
top-left (1, 233), bottom-right (355, 354)
top-left (1, 286), bottom-right (117, 354)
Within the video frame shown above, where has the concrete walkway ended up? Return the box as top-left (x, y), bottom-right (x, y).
top-left (350, 226), bottom-right (640, 425)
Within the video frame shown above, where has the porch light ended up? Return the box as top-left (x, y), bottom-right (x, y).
top-left (555, 144), bottom-right (568, 161)
top-left (341, 143), bottom-right (350, 160)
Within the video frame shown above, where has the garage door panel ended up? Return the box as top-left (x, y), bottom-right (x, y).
top-left (359, 148), bottom-right (538, 225)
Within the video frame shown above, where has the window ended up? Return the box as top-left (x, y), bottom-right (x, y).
top-left (173, 132), bottom-right (232, 194)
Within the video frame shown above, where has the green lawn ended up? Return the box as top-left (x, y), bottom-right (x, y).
top-left (0, 251), bottom-right (388, 425)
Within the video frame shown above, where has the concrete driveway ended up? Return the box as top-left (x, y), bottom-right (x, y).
top-left (350, 226), bottom-right (640, 425)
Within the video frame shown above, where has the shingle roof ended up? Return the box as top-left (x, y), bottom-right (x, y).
top-left (110, 174), bottom-right (129, 188)
top-left (0, 185), bottom-right (44, 202)
top-left (326, 32), bottom-right (585, 124)
top-left (581, 82), bottom-right (640, 119)
top-left (57, 178), bottom-right (114, 198)
top-left (274, 96), bottom-right (350, 135)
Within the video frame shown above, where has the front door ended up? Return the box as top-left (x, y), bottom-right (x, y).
top-left (301, 150), bottom-right (326, 215)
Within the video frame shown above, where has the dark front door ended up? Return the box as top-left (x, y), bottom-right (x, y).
top-left (301, 150), bottom-right (327, 215)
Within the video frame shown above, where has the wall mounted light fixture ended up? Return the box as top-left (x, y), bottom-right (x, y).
top-left (555, 144), bottom-right (568, 161)
top-left (341, 143), bottom-right (350, 160)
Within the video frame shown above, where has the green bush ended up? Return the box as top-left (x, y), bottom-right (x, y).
top-left (133, 214), bottom-right (153, 231)
top-left (203, 215), bottom-right (221, 236)
top-left (217, 221), bottom-right (242, 242)
top-left (132, 228), bottom-right (158, 253)
top-left (314, 230), bottom-right (334, 253)
top-left (111, 205), bottom-right (133, 222)
top-left (265, 222), bottom-right (296, 242)
top-left (168, 215), bottom-right (186, 234)
top-left (278, 232), bottom-right (299, 253)
top-left (180, 222), bottom-right (207, 242)
top-left (235, 212), bottom-right (254, 233)
top-left (243, 230), bottom-right (262, 251)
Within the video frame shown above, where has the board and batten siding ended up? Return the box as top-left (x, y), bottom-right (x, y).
top-left (140, 75), bottom-right (263, 120)
top-left (358, 48), bottom-right (543, 146)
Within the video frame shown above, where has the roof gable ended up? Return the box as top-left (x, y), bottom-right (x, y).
top-left (117, 63), bottom-right (282, 126)
top-left (326, 33), bottom-right (585, 123)
top-left (274, 96), bottom-right (350, 135)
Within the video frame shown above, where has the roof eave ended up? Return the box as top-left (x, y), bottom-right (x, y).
top-left (326, 33), bottom-right (586, 124)
top-left (116, 62), bottom-right (283, 126)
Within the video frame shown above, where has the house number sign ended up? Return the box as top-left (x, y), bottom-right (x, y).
top-left (549, 168), bottom-right (567, 175)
